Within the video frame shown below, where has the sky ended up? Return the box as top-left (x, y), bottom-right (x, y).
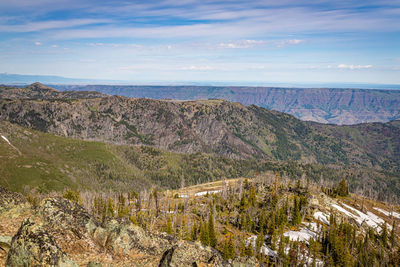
top-left (0, 0), bottom-right (399, 85)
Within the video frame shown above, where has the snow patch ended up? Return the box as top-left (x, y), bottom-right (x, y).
top-left (246, 235), bottom-right (278, 258)
top-left (332, 203), bottom-right (388, 232)
top-left (283, 228), bottom-right (317, 243)
top-left (1, 134), bottom-right (21, 155)
top-left (374, 207), bottom-right (400, 219)
top-left (1, 135), bottom-right (11, 145)
top-left (194, 190), bottom-right (221, 196)
top-left (313, 211), bottom-right (330, 225)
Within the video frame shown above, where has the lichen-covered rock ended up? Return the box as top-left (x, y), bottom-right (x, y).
top-left (5, 218), bottom-right (78, 267)
top-left (0, 187), bottom-right (26, 213)
top-left (159, 241), bottom-right (230, 267)
top-left (38, 197), bottom-right (98, 237)
top-left (103, 218), bottom-right (172, 256)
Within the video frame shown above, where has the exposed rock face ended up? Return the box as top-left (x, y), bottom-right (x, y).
top-left (4, 197), bottom-right (231, 267)
top-left (6, 219), bottom-right (78, 267)
top-left (159, 241), bottom-right (227, 267)
top-left (0, 187), bottom-right (31, 265)
top-left (0, 187), bottom-right (26, 213)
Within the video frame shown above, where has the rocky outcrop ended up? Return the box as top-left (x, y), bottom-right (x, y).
top-left (0, 187), bottom-right (26, 213)
top-left (5, 197), bottom-right (231, 267)
top-left (159, 241), bottom-right (227, 267)
top-left (6, 219), bottom-right (78, 267)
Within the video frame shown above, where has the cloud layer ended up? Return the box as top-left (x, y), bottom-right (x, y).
top-left (0, 0), bottom-right (399, 84)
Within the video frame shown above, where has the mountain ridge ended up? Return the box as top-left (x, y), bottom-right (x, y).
top-left (50, 84), bottom-right (400, 125)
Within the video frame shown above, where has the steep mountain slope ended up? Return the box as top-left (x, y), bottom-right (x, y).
top-left (1, 85), bottom-right (399, 173)
top-left (53, 84), bottom-right (400, 125)
top-left (1, 121), bottom-right (398, 199)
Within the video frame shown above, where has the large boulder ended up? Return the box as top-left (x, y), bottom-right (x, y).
top-left (159, 241), bottom-right (229, 267)
top-left (38, 197), bottom-right (98, 237)
top-left (5, 218), bottom-right (77, 267)
top-left (0, 187), bottom-right (26, 213)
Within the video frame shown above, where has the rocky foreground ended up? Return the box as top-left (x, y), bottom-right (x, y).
top-left (0, 187), bottom-right (255, 267)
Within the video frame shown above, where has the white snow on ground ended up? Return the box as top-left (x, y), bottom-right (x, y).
top-left (194, 190), bottom-right (221, 196)
top-left (178, 194), bottom-right (188, 198)
top-left (374, 207), bottom-right (400, 219)
top-left (1, 134), bottom-right (22, 155)
top-left (331, 204), bottom-right (354, 218)
top-left (246, 235), bottom-right (278, 258)
top-left (332, 203), bottom-right (389, 232)
top-left (313, 211), bottom-right (330, 225)
top-left (304, 222), bottom-right (322, 233)
top-left (283, 228), bottom-right (317, 243)
top-left (260, 245), bottom-right (278, 258)
top-left (1, 135), bottom-right (11, 145)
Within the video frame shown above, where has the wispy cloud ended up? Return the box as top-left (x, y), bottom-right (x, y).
top-left (218, 40), bottom-right (266, 49)
top-left (182, 65), bottom-right (213, 71)
top-left (337, 64), bottom-right (373, 70)
top-left (0, 18), bottom-right (110, 32)
top-left (276, 39), bottom-right (304, 48)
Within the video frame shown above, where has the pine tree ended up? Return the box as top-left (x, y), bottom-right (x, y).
top-left (208, 212), bottom-right (217, 248)
top-left (200, 220), bottom-right (209, 246)
top-left (245, 243), bottom-right (253, 257)
top-left (222, 233), bottom-right (235, 260)
top-left (239, 238), bottom-right (246, 257)
top-left (381, 223), bottom-right (388, 247)
top-left (191, 220), bottom-right (198, 241)
top-left (390, 220), bottom-right (396, 248)
top-left (337, 178), bottom-right (349, 196)
top-left (165, 215), bottom-right (173, 235)
top-left (292, 197), bottom-right (301, 226)
top-left (106, 198), bottom-right (114, 218)
top-left (256, 230), bottom-right (264, 256)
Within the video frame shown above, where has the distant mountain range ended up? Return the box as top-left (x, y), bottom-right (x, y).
top-left (0, 73), bottom-right (119, 85)
top-left (1, 73), bottom-right (400, 125)
top-left (52, 84), bottom-right (400, 125)
top-left (0, 83), bottom-right (399, 198)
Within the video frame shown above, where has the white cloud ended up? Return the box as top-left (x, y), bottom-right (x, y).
top-left (218, 40), bottom-right (266, 49)
top-left (337, 64), bottom-right (373, 70)
top-left (0, 18), bottom-right (110, 33)
top-left (276, 39), bottom-right (304, 48)
top-left (182, 65), bottom-right (213, 71)
top-left (34, 41), bottom-right (41, 46)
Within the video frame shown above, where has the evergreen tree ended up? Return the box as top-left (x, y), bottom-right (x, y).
top-left (239, 238), bottom-right (246, 257)
top-left (337, 178), bottom-right (349, 196)
top-left (292, 197), bottom-right (301, 226)
top-left (208, 211), bottom-right (217, 248)
top-left (256, 230), bottom-right (264, 256)
top-left (200, 220), bottom-right (209, 246)
top-left (381, 223), bottom-right (388, 247)
top-left (165, 215), bottom-right (173, 235)
top-left (191, 220), bottom-right (198, 241)
top-left (222, 233), bottom-right (235, 260)
top-left (245, 243), bottom-right (254, 257)
top-left (106, 198), bottom-right (114, 218)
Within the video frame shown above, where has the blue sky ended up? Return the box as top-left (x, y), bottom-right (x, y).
top-left (0, 0), bottom-right (399, 84)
